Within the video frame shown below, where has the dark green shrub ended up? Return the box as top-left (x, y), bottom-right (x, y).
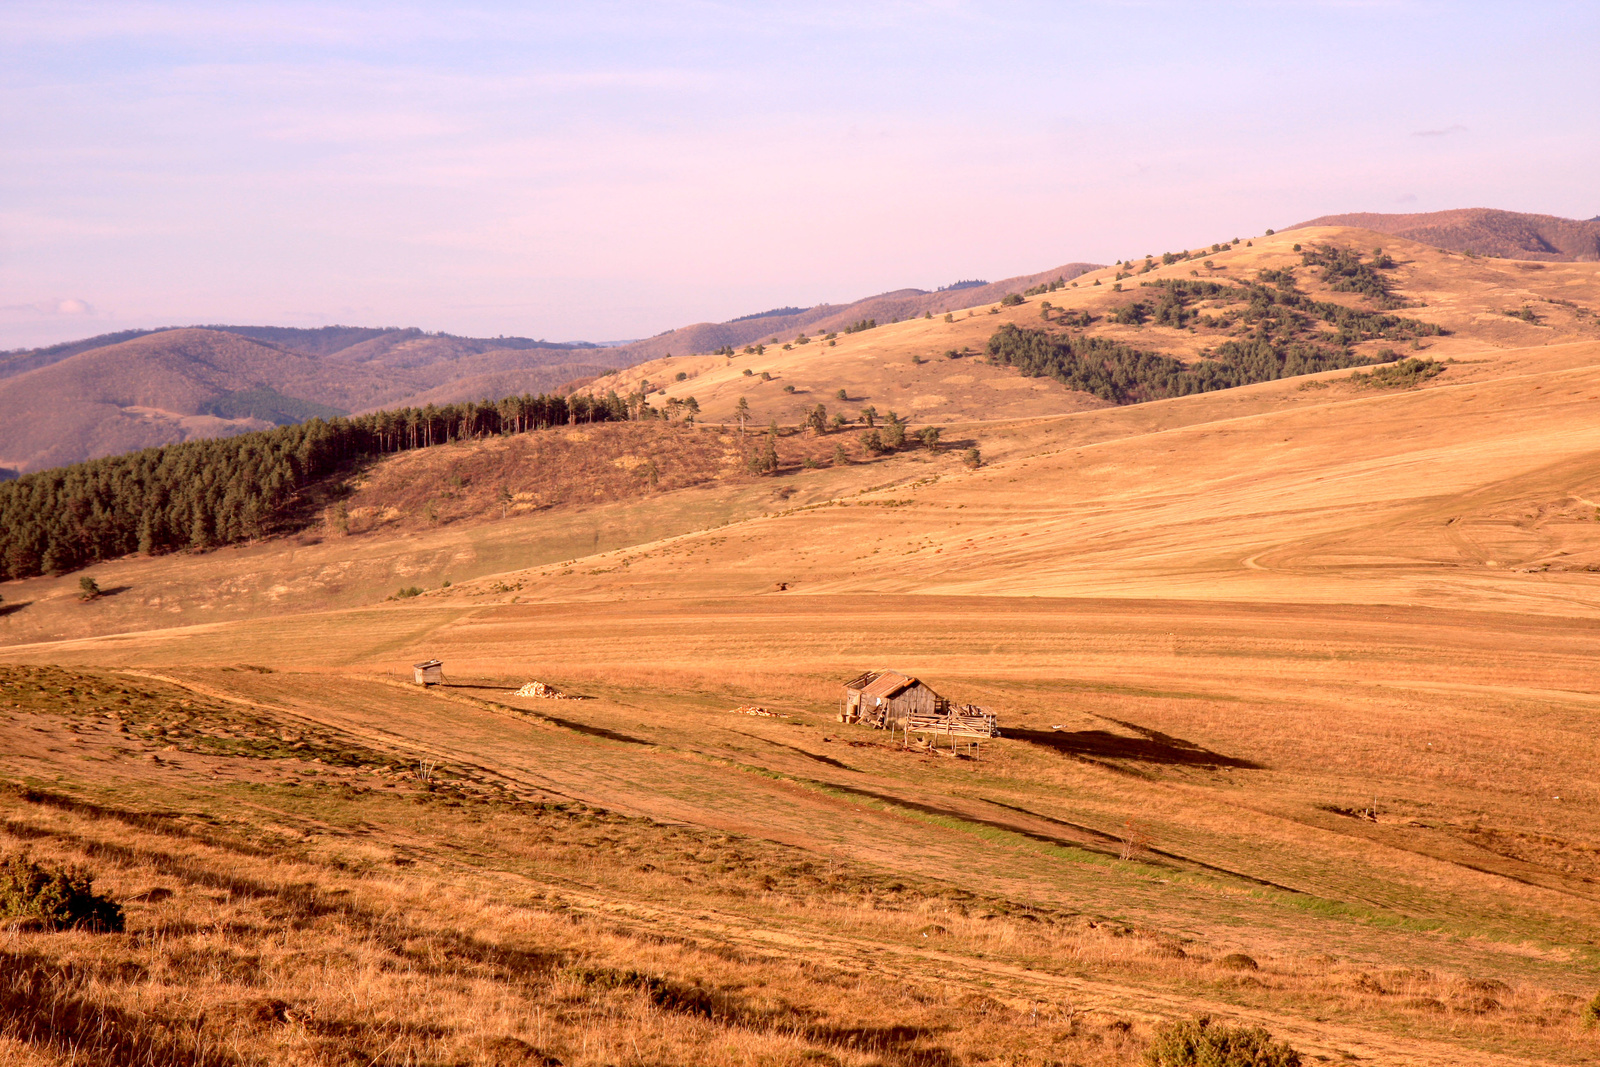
top-left (77, 577), bottom-right (100, 600)
top-left (1144, 1016), bottom-right (1299, 1067)
top-left (964, 447), bottom-right (981, 468)
top-left (1581, 992), bottom-right (1600, 1029)
top-left (396, 586), bottom-right (423, 598)
top-left (835, 388), bottom-right (848, 400)
top-left (1000, 294), bottom-right (1024, 307)
top-left (0, 853), bottom-right (123, 932)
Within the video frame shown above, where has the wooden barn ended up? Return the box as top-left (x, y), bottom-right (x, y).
top-left (840, 669), bottom-right (999, 745)
top-left (412, 659), bottom-right (444, 686)
top-left (840, 669), bottom-right (947, 730)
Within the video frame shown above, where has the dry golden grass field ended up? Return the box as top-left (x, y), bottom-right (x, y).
top-left (3, 227), bottom-right (1600, 1066)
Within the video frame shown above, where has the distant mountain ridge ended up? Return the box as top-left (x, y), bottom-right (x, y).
top-left (0, 324), bottom-right (597, 382)
top-left (0, 327), bottom-right (628, 472)
top-left (606, 261), bottom-right (1102, 364)
top-left (0, 259), bottom-right (1103, 472)
top-left (1290, 208), bottom-right (1600, 262)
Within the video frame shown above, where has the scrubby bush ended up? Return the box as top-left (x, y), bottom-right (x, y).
top-left (918, 426), bottom-right (942, 451)
top-left (0, 853), bottom-right (123, 932)
top-left (1581, 991), bottom-right (1600, 1028)
top-left (77, 576), bottom-right (101, 600)
top-left (835, 388), bottom-right (848, 400)
top-left (964, 447), bottom-right (981, 468)
top-left (396, 586), bottom-right (423, 598)
top-left (747, 427), bottom-right (780, 475)
top-left (783, 384), bottom-right (796, 393)
top-left (1144, 1016), bottom-right (1299, 1067)
top-left (1348, 357), bottom-right (1444, 390)
top-left (1000, 294), bottom-right (1024, 307)
top-left (881, 414), bottom-right (906, 449)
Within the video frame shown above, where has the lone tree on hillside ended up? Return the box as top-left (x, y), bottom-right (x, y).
top-left (735, 396), bottom-right (751, 434)
top-left (807, 404), bottom-right (828, 435)
top-left (78, 576), bottom-right (101, 601)
top-left (918, 426), bottom-right (943, 452)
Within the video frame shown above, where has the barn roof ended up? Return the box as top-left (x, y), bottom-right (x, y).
top-left (413, 659), bottom-right (443, 670)
top-left (861, 670), bottom-right (918, 700)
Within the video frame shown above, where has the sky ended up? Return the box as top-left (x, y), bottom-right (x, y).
top-left (2, 1), bottom-right (1597, 350)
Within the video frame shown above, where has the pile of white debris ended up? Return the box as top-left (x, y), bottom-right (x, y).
top-left (514, 681), bottom-right (566, 698)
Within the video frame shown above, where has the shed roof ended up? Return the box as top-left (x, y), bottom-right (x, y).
top-left (413, 659), bottom-right (443, 670)
top-left (842, 669), bottom-right (883, 692)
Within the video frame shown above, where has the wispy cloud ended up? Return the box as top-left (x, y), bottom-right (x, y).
top-left (1413, 124), bottom-right (1467, 137)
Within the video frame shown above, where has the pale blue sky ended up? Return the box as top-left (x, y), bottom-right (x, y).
top-left (2, 1), bottom-right (1595, 348)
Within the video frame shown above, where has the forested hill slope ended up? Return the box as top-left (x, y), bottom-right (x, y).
top-left (1290, 208), bottom-right (1600, 262)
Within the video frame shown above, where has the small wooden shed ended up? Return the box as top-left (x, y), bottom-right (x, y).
top-left (413, 659), bottom-right (444, 686)
top-left (840, 669), bottom-right (947, 731)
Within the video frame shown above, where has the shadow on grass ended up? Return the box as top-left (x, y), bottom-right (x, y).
top-left (1008, 720), bottom-right (1261, 770)
top-left (0, 601), bottom-right (30, 617)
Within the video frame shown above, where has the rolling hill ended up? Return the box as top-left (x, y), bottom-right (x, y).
top-left (1292, 208), bottom-right (1600, 262)
top-left (2, 222), bottom-right (1600, 1066)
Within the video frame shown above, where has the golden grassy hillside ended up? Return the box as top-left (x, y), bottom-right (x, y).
top-left (3, 227), bottom-right (1600, 1066)
top-left (593, 227), bottom-right (1600, 427)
